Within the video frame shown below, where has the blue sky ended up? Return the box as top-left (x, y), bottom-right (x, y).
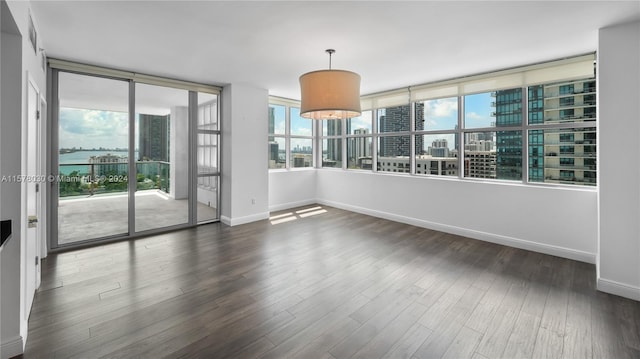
top-left (463, 92), bottom-right (494, 128)
top-left (419, 93), bottom-right (495, 151)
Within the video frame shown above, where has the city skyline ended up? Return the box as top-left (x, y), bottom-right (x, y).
top-left (59, 107), bottom-right (152, 150)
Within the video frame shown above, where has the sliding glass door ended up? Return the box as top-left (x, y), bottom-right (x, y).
top-left (56, 72), bottom-right (130, 244)
top-left (135, 83), bottom-right (189, 232)
top-left (51, 67), bottom-right (220, 248)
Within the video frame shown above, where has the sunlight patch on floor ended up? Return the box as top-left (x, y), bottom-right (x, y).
top-left (270, 206), bottom-right (327, 225)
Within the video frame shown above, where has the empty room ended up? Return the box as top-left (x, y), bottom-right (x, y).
top-left (1, 1), bottom-right (640, 358)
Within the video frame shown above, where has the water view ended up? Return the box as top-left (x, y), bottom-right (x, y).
top-left (59, 149), bottom-right (136, 175)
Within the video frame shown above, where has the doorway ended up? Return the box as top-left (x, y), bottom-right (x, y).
top-left (24, 76), bottom-right (42, 324)
top-left (50, 67), bottom-right (221, 249)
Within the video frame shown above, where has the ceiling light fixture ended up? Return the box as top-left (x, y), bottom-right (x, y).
top-left (299, 49), bottom-right (361, 120)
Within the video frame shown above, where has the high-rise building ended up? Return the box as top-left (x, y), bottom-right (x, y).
top-left (269, 142), bottom-right (279, 166)
top-left (324, 120), bottom-right (342, 166)
top-left (528, 85), bottom-right (545, 182)
top-left (429, 139), bottom-right (450, 157)
top-left (464, 151), bottom-right (496, 178)
top-left (537, 79), bottom-right (597, 185)
top-left (378, 104), bottom-right (424, 157)
top-left (89, 153), bottom-right (128, 176)
top-left (268, 106), bottom-right (284, 168)
top-left (464, 132), bottom-right (496, 178)
top-left (494, 89), bottom-right (523, 180)
top-left (348, 128), bottom-right (371, 161)
top-left (138, 114), bottom-right (169, 161)
top-left (268, 106), bottom-right (275, 141)
top-left (525, 79), bottom-right (597, 185)
top-left (470, 79), bottom-right (595, 185)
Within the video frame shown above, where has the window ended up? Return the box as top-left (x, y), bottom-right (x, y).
top-left (560, 97), bottom-right (575, 107)
top-left (559, 84), bottom-right (574, 95)
top-left (560, 145), bottom-right (574, 154)
top-left (528, 85), bottom-right (544, 125)
top-left (304, 54), bottom-right (597, 187)
top-left (378, 135), bottom-right (410, 173)
top-left (560, 133), bottom-right (574, 142)
top-left (531, 127), bottom-right (596, 185)
top-left (376, 105), bottom-right (411, 173)
top-left (268, 104), bottom-right (286, 169)
top-left (290, 107), bottom-right (313, 168)
top-left (463, 89), bottom-right (523, 180)
top-left (346, 111), bottom-right (373, 170)
top-left (378, 105), bottom-right (410, 133)
top-left (268, 100), bottom-right (314, 170)
top-left (414, 97), bottom-right (459, 177)
top-left (560, 109), bottom-right (575, 120)
top-left (322, 138), bottom-right (342, 168)
top-left (560, 170), bottom-right (575, 180)
top-left (196, 92), bottom-right (220, 224)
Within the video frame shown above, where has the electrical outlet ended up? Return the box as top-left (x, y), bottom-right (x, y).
top-left (251, 198), bottom-right (256, 205)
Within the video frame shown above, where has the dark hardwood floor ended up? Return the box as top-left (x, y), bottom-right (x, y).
top-left (23, 205), bottom-right (640, 358)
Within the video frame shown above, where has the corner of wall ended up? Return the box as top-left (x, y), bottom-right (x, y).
top-left (0, 335), bottom-right (24, 359)
top-left (597, 278), bottom-right (640, 302)
top-left (596, 20), bottom-right (640, 301)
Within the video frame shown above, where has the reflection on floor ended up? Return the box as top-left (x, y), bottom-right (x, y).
top-left (58, 190), bottom-right (217, 244)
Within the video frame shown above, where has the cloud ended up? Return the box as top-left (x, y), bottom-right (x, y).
top-left (422, 98), bottom-right (458, 130)
top-left (291, 118), bottom-right (312, 136)
top-left (426, 98), bottom-right (457, 118)
top-left (426, 119), bottom-right (439, 127)
top-left (465, 112), bottom-right (486, 120)
top-left (349, 117), bottom-right (371, 131)
top-left (270, 105), bottom-right (287, 134)
top-left (59, 108), bottom-right (129, 149)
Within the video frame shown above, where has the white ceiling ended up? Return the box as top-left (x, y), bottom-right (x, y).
top-left (31, 0), bottom-right (640, 100)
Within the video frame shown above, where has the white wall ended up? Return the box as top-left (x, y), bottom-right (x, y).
top-left (1, 1), bottom-right (47, 356)
top-left (1, 25), bottom-right (23, 357)
top-left (170, 106), bottom-right (188, 199)
top-left (316, 170), bottom-right (597, 263)
top-left (267, 23), bottom-right (640, 301)
top-left (597, 20), bottom-right (640, 301)
top-left (0, 29), bottom-right (23, 358)
top-left (221, 83), bottom-right (269, 226)
top-left (268, 169), bottom-right (317, 211)
top-left (268, 169), bottom-right (598, 263)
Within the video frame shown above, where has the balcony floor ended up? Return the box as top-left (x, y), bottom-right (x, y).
top-left (58, 190), bottom-right (217, 245)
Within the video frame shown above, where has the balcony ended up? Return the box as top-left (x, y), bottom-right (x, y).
top-left (543, 89), bottom-right (596, 99)
top-left (544, 176), bottom-right (597, 185)
top-left (542, 114), bottom-right (597, 123)
top-left (543, 102), bottom-right (596, 111)
top-left (59, 161), bottom-right (170, 198)
top-left (57, 161), bottom-right (217, 244)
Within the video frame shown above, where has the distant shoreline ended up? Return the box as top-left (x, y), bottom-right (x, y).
top-left (59, 148), bottom-right (129, 154)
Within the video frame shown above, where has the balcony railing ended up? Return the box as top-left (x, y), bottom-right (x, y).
top-left (542, 114), bottom-right (597, 122)
top-left (58, 161), bottom-right (170, 198)
top-left (543, 89), bottom-right (596, 98)
top-left (542, 102), bottom-right (596, 111)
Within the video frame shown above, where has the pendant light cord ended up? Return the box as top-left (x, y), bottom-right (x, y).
top-left (326, 49), bottom-right (335, 70)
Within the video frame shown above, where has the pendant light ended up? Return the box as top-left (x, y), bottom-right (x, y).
top-left (299, 49), bottom-right (361, 120)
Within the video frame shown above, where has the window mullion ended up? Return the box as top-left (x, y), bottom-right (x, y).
top-left (410, 102), bottom-right (416, 175)
top-left (458, 95), bottom-right (464, 180)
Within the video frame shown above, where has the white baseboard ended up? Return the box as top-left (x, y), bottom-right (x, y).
top-left (597, 277), bottom-right (640, 301)
top-left (269, 199), bottom-right (318, 212)
top-left (220, 211), bottom-right (270, 227)
top-left (0, 335), bottom-right (23, 359)
top-left (318, 199), bottom-right (596, 264)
